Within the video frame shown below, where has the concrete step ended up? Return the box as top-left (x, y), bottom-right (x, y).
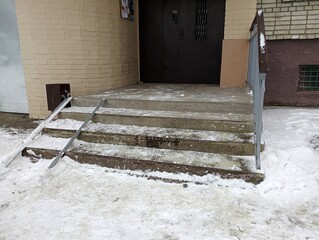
top-left (25, 134), bottom-right (264, 184)
top-left (72, 97), bottom-right (253, 114)
top-left (44, 119), bottom-right (259, 155)
top-left (73, 83), bottom-right (253, 114)
top-left (59, 107), bottom-right (253, 133)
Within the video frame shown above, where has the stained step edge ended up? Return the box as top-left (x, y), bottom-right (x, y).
top-left (22, 147), bottom-right (264, 185)
top-left (42, 128), bottom-right (263, 155)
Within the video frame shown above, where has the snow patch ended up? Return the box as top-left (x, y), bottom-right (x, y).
top-left (0, 108), bottom-right (318, 239)
top-left (260, 33), bottom-right (266, 53)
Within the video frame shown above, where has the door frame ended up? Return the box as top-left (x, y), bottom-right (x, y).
top-left (137, 0), bottom-right (226, 85)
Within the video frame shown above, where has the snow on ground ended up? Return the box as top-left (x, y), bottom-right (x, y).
top-left (0, 108), bottom-right (319, 240)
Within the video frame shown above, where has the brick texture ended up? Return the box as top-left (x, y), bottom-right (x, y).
top-left (224, 0), bottom-right (257, 39)
top-left (220, 0), bottom-right (258, 88)
top-left (257, 0), bottom-right (319, 40)
top-left (15, 0), bottom-right (138, 119)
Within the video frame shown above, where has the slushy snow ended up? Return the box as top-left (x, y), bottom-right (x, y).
top-left (0, 108), bottom-right (318, 239)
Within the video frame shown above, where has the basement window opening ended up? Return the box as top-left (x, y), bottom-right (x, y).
top-left (298, 65), bottom-right (319, 91)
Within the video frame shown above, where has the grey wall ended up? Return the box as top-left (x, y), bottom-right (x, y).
top-left (0, 0), bottom-right (28, 113)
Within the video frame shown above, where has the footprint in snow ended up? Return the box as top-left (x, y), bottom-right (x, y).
top-left (0, 202), bottom-right (10, 212)
top-left (310, 135), bottom-right (319, 151)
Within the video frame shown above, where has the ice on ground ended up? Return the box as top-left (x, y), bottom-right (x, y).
top-left (0, 108), bottom-right (318, 240)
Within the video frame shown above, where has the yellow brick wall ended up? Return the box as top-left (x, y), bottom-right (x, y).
top-left (224, 0), bottom-right (257, 40)
top-left (258, 0), bottom-right (319, 40)
top-left (15, 0), bottom-right (138, 119)
top-left (220, 0), bottom-right (257, 87)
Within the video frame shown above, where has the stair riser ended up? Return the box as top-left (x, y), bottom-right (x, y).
top-left (43, 128), bottom-right (259, 155)
top-left (72, 98), bottom-right (253, 114)
top-left (22, 148), bottom-right (264, 184)
top-left (59, 112), bottom-right (254, 133)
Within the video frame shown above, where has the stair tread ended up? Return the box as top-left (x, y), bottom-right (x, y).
top-left (75, 96), bottom-right (253, 105)
top-left (28, 135), bottom-right (257, 172)
top-left (62, 106), bottom-right (252, 122)
top-left (46, 119), bottom-right (254, 143)
top-left (79, 84), bottom-right (252, 103)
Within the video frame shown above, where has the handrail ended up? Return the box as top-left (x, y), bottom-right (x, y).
top-left (247, 10), bottom-right (269, 170)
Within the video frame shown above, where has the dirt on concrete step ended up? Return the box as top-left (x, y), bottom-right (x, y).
top-left (0, 113), bottom-right (38, 130)
top-left (22, 147), bottom-right (265, 185)
top-left (43, 128), bottom-right (259, 155)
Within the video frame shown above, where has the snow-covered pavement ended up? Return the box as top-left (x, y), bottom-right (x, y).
top-left (0, 108), bottom-right (318, 240)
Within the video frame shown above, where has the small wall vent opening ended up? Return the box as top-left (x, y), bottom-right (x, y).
top-left (46, 84), bottom-right (71, 111)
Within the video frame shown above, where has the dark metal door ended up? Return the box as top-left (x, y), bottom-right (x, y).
top-left (140, 0), bottom-right (225, 84)
top-left (139, 0), bottom-right (164, 83)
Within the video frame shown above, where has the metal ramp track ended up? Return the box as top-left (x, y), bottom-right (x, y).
top-left (1, 97), bottom-right (73, 167)
top-left (48, 98), bottom-right (106, 169)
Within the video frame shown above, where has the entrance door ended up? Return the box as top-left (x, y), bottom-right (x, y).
top-left (140, 0), bottom-right (225, 84)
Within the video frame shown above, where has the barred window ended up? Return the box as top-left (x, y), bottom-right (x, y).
top-left (195, 0), bottom-right (208, 41)
top-left (298, 65), bottom-right (319, 91)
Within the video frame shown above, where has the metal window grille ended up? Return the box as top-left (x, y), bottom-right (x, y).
top-left (298, 65), bottom-right (319, 91)
top-left (195, 0), bottom-right (208, 41)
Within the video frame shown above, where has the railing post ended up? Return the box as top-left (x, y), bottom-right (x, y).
top-left (247, 10), bottom-right (269, 170)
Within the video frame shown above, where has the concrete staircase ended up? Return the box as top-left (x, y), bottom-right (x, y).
top-left (24, 84), bottom-right (264, 184)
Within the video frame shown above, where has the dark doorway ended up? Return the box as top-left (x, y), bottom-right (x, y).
top-left (139, 0), bottom-right (225, 84)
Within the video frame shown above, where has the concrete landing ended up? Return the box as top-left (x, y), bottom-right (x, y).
top-left (73, 83), bottom-right (253, 114)
top-left (80, 83), bottom-right (252, 103)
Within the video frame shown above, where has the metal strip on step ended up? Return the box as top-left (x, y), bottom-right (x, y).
top-left (2, 97), bottom-right (73, 167)
top-left (48, 98), bottom-right (106, 169)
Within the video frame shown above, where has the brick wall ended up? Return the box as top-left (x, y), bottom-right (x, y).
top-left (220, 0), bottom-right (257, 87)
top-left (265, 39), bottom-right (319, 106)
top-left (224, 0), bottom-right (257, 39)
top-left (15, 0), bottom-right (138, 119)
top-left (257, 0), bottom-right (319, 40)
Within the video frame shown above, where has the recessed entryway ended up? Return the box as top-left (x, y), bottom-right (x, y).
top-left (139, 0), bottom-right (225, 84)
